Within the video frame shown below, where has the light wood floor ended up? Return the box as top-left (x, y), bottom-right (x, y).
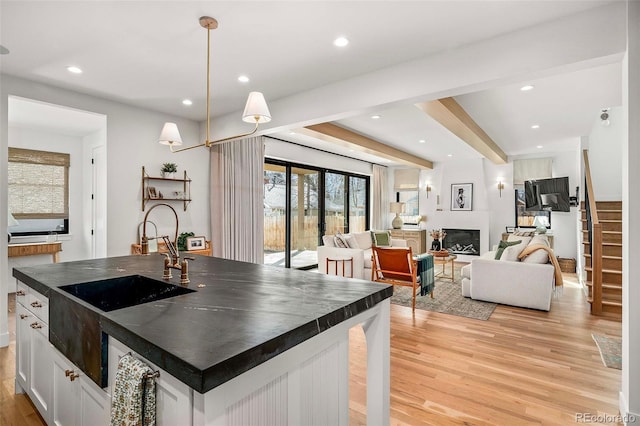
top-left (1, 274), bottom-right (621, 425)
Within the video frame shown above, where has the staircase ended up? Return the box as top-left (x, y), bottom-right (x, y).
top-left (581, 200), bottom-right (623, 320)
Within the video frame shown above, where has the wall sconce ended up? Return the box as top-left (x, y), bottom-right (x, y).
top-left (425, 183), bottom-right (432, 198)
top-left (497, 180), bottom-right (505, 197)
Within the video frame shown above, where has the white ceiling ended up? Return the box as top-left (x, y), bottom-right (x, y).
top-left (1, 1), bottom-right (623, 166)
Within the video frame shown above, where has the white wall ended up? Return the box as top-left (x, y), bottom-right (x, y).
top-left (587, 106), bottom-right (623, 201)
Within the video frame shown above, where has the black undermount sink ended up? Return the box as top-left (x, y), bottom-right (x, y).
top-left (59, 275), bottom-right (196, 312)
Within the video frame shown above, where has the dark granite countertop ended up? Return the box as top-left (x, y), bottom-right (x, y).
top-left (13, 255), bottom-right (392, 393)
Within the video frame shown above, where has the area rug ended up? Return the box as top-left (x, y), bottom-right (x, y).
top-left (592, 334), bottom-right (622, 370)
top-left (390, 264), bottom-right (496, 320)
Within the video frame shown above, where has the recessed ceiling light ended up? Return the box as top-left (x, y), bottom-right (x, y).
top-left (182, 99), bottom-right (193, 106)
top-left (447, 154), bottom-right (453, 157)
top-left (537, 145), bottom-right (543, 149)
top-left (333, 37), bottom-right (349, 47)
top-left (289, 131), bottom-right (296, 135)
top-left (419, 139), bottom-right (426, 144)
top-left (238, 75), bottom-right (250, 83)
top-left (67, 66), bottom-right (82, 74)
top-left (531, 124), bottom-right (540, 129)
top-left (371, 115), bottom-right (381, 120)
top-left (520, 85), bottom-right (534, 91)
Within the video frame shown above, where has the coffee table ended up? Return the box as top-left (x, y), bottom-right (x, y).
top-left (433, 254), bottom-right (457, 281)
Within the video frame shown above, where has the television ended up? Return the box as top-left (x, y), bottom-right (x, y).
top-left (524, 177), bottom-right (571, 212)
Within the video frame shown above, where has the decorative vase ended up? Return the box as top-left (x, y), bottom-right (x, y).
top-left (392, 213), bottom-right (403, 229)
top-left (431, 239), bottom-right (441, 251)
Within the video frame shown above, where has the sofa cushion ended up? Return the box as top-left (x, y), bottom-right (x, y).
top-left (461, 264), bottom-right (471, 279)
top-left (345, 234), bottom-right (360, 249)
top-left (501, 235), bottom-right (532, 261)
top-left (322, 235), bottom-right (335, 247)
top-left (495, 240), bottom-right (522, 260)
top-left (353, 231), bottom-right (373, 250)
top-left (521, 235), bottom-right (550, 264)
top-left (371, 230), bottom-right (391, 247)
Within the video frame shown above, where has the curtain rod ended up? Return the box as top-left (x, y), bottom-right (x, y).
top-left (264, 136), bottom-right (388, 167)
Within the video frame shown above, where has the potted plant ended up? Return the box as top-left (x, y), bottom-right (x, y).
top-left (161, 162), bottom-right (178, 179)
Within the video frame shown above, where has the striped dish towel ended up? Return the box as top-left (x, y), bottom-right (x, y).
top-left (110, 354), bottom-right (156, 426)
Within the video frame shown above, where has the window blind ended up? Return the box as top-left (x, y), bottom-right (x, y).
top-left (8, 147), bottom-right (70, 219)
top-left (393, 168), bottom-right (419, 191)
top-left (513, 158), bottom-right (552, 185)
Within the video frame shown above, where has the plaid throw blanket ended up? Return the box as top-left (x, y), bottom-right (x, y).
top-left (110, 354), bottom-right (157, 426)
top-left (415, 253), bottom-right (435, 296)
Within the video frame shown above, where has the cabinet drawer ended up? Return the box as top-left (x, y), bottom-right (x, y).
top-left (16, 281), bottom-right (29, 303)
top-left (27, 287), bottom-right (49, 324)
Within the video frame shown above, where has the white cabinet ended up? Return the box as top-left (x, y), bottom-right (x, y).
top-left (15, 282), bottom-right (52, 423)
top-left (51, 348), bottom-right (110, 426)
top-left (108, 337), bottom-right (193, 426)
top-left (16, 280), bottom-right (110, 426)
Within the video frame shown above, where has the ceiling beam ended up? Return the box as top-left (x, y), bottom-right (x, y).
top-left (415, 98), bottom-right (508, 164)
top-left (299, 123), bottom-right (433, 169)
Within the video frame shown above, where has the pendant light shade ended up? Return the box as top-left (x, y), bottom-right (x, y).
top-left (158, 122), bottom-right (183, 146)
top-left (242, 92), bottom-right (272, 124)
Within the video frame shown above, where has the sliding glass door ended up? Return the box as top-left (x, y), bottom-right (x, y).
top-left (264, 159), bottom-right (369, 269)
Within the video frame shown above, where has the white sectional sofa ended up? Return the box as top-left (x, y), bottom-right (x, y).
top-left (318, 231), bottom-right (407, 280)
top-left (460, 233), bottom-right (556, 311)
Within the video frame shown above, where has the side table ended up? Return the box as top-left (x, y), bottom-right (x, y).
top-left (326, 256), bottom-right (354, 278)
top-left (433, 254), bottom-right (457, 282)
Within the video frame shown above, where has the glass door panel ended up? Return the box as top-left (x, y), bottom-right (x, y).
top-left (263, 163), bottom-right (287, 266)
top-left (349, 176), bottom-right (367, 233)
top-left (324, 173), bottom-right (347, 236)
top-left (290, 167), bottom-right (319, 269)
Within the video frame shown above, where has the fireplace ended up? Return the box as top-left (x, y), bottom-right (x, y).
top-left (443, 228), bottom-right (480, 256)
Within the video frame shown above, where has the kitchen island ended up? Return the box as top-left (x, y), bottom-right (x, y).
top-left (14, 254), bottom-right (392, 425)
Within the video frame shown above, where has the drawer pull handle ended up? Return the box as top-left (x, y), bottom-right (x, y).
top-left (30, 322), bottom-right (43, 329)
top-left (30, 301), bottom-right (43, 308)
top-left (65, 369), bottom-right (74, 377)
top-left (69, 372), bottom-right (80, 381)
top-left (16, 290), bottom-right (26, 296)
top-left (19, 314), bottom-right (29, 320)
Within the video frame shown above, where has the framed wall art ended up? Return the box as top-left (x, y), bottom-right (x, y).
top-left (451, 183), bottom-right (473, 211)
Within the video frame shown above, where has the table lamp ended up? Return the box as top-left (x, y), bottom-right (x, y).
top-left (532, 215), bottom-right (548, 234)
top-left (8, 208), bottom-right (19, 243)
top-left (389, 202), bottom-right (405, 229)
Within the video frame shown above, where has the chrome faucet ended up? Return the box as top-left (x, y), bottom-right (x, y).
top-left (141, 203), bottom-right (193, 285)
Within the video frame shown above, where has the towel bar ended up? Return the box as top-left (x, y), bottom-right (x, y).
top-left (125, 352), bottom-right (160, 379)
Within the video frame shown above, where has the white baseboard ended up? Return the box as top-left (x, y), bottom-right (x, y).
top-left (0, 331), bottom-right (8, 348)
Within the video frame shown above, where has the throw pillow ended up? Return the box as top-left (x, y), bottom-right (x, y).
top-left (513, 231), bottom-right (535, 237)
top-left (322, 235), bottom-right (336, 247)
top-left (370, 230), bottom-right (391, 247)
top-left (345, 234), bottom-right (359, 249)
top-left (334, 231), bottom-right (349, 248)
top-left (494, 240), bottom-right (521, 260)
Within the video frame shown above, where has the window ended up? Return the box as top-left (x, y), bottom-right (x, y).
top-left (8, 147), bottom-right (70, 235)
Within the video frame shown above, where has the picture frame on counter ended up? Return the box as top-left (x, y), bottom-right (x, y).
top-left (186, 236), bottom-right (206, 250)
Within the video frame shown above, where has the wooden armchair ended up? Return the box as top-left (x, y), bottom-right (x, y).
top-left (371, 246), bottom-right (418, 311)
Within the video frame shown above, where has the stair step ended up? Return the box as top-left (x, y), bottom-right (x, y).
top-left (581, 219), bottom-right (622, 232)
top-left (583, 242), bottom-right (622, 257)
top-left (582, 230), bottom-right (622, 243)
top-left (583, 254), bottom-right (622, 270)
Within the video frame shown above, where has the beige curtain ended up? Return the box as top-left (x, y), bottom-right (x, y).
top-left (372, 164), bottom-right (389, 230)
top-left (210, 136), bottom-right (265, 263)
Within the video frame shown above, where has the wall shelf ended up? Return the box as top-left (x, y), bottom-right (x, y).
top-left (141, 166), bottom-right (192, 211)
